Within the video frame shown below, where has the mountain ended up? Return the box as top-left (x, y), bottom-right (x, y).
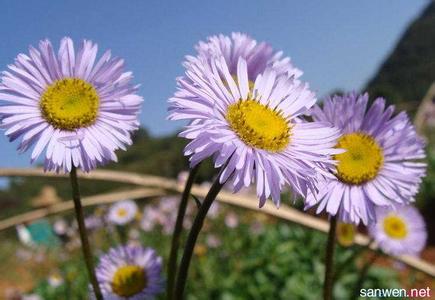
top-left (366, 1), bottom-right (435, 106)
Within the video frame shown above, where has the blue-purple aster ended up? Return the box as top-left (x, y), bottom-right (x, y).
top-left (94, 245), bottom-right (163, 299)
top-left (194, 32), bottom-right (302, 80)
top-left (0, 37), bottom-right (142, 173)
top-left (169, 33), bottom-right (341, 206)
top-left (306, 92), bottom-right (426, 225)
top-left (368, 205), bottom-right (427, 256)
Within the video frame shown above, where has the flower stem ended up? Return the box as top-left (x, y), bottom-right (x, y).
top-left (69, 166), bottom-right (103, 300)
top-left (173, 173), bottom-right (225, 299)
top-left (323, 216), bottom-right (337, 300)
top-left (166, 164), bottom-right (201, 300)
top-left (116, 225), bottom-right (128, 245)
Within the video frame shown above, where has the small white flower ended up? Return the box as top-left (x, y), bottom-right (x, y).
top-left (129, 228), bottom-right (140, 240)
top-left (225, 212), bottom-right (239, 228)
top-left (249, 221), bottom-right (265, 235)
top-left (53, 219), bottom-right (68, 235)
top-left (107, 200), bottom-right (138, 226)
top-left (208, 202), bottom-right (221, 219)
top-left (206, 234), bottom-right (222, 248)
top-left (48, 273), bottom-right (64, 288)
top-left (177, 171), bottom-right (189, 185)
top-left (22, 294), bottom-right (43, 300)
top-left (16, 225), bottom-right (34, 247)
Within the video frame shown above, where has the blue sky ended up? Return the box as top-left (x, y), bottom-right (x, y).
top-left (0, 0), bottom-right (429, 169)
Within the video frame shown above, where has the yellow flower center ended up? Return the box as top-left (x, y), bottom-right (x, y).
top-left (334, 132), bottom-right (384, 185)
top-left (226, 100), bottom-right (290, 152)
top-left (337, 223), bottom-right (356, 247)
top-left (51, 273), bottom-right (62, 280)
top-left (117, 208), bottom-right (128, 218)
top-left (194, 244), bottom-right (207, 257)
top-left (383, 215), bottom-right (408, 239)
top-left (40, 78), bottom-right (99, 131)
top-left (111, 265), bottom-right (147, 297)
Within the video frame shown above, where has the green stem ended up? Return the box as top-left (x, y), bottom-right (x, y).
top-left (173, 173), bottom-right (225, 299)
top-left (323, 216), bottom-right (337, 300)
top-left (70, 166), bottom-right (103, 300)
top-left (166, 164), bottom-right (201, 300)
top-left (352, 250), bottom-right (379, 299)
top-left (116, 225), bottom-right (128, 245)
top-left (105, 221), bottom-right (119, 249)
top-left (61, 267), bottom-right (71, 300)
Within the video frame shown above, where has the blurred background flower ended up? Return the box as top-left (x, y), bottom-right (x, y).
top-left (369, 205), bottom-right (427, 256)
top-left (107, 200), bottom-right (138, 226)
top-left (336, 222), bottom-right (356, 247)
top-left (224, 212), bottom-right (239, 229)
top-left (47, 273), bottom-right (63, 288)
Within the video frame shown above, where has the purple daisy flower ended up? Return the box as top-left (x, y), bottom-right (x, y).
top-left (0, 37), bottom-right (142, 173)
top-left (368, 205), bottom-right (427, 256)
top-left (94, 245), bottom-right (163, 300)
top-left (84, 215), bottom-right (104, 231)
top-left (306, 92), bottom-right (426, 225)
top-left (169, 41), bottom-right (341, 206)
top-left (194, 32), bottom-right (302, 80)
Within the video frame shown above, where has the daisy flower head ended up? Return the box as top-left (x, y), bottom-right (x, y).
top-left (368, 205), bottom-right (427, 256)
top-left (107, 200), bottom-right (138, 226)
top-left (0, 37), bottom-right (142, 173)
top-left (306, 92), bottom-right (426, 225)
top-left (169, 38), bottom-right (341, 206)
top-left (194, 32), bottom-right (302, 80)
top-left (94, 245), bottom-right (163, 300)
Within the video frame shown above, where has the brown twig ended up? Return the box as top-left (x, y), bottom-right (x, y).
top-left (0, 168), bottom-right (433, 277)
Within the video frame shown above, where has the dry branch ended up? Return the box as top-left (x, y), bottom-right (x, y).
top-left (0, 187), bottom-right (164, 231)
top-left (0, 168), bottom-right (433, 277)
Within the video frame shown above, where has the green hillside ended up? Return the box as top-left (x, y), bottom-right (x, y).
top-left (366, 1), bottom-right (435, 105)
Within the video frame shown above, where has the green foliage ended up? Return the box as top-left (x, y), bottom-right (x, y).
top-left (27, 207), bottom-right (400, 300)
top-left (33, 260), bottom-right (89, 300)
top-left (419, 146), bottom-right (435, 206)
top-left (186, 223), bottom-right (399, 300)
